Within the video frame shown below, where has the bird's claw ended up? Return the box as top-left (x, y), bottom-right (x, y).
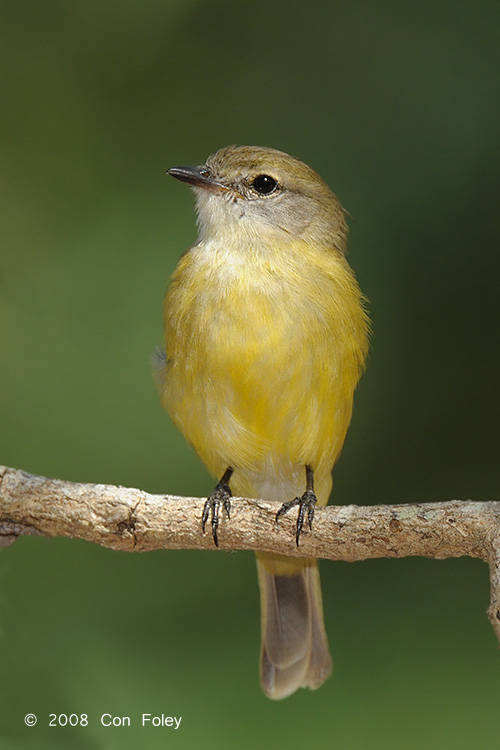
top-left (202, 483), bottom-right (232, 547)
top-left (276, 489), bottom-right (317, 547)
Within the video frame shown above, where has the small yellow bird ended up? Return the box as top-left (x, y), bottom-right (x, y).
top-left (156, 146), bottom-right (369, 699)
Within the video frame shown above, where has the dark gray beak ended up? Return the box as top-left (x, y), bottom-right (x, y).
top-left (167, 165), bottom-right (222, 190)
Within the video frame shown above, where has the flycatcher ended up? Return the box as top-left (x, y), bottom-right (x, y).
top-left (156, 145), bottom-right (369, 699)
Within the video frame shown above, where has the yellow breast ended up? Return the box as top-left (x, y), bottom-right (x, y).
top-left (158, 236), bottom-right (368, 504)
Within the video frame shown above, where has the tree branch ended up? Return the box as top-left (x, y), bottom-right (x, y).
top-left (2, 464), bottom-right (500, 644)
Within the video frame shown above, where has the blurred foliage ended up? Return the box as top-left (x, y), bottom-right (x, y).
top-left (1, 1), bottom-right (499, 748)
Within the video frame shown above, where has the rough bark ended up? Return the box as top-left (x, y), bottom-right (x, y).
top-left (2, 465), bottom-right (500, 643)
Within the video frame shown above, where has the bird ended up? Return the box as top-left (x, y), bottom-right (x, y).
top-left (155, 145), bottom-right (369, 699)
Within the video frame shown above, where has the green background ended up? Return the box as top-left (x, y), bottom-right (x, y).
top-left (1, 1), bottom-right (499, 748)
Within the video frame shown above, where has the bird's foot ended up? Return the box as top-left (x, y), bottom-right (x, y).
top-left (275, 488), bottom-right (317, 547)
top-left (202, 467), bottom-right (233, 547)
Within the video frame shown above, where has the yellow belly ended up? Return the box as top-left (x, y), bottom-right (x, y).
top-left (159, 238), bottom-right (368, 505)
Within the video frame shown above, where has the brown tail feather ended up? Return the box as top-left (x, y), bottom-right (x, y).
top-left (257, 555), bottom-right (332, 700)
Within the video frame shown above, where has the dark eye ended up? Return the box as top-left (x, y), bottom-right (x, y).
top-left (251, 174), bottom-right (278, 195)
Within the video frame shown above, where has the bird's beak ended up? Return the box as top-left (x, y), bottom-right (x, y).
top-left (167, 165), bottom-right (226, 192)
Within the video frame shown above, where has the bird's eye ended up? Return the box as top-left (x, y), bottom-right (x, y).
top-left (251, 174), bottom-right (278, 195)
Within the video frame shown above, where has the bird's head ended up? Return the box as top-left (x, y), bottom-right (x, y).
top-left (168, 145), bottom-right (348, 252)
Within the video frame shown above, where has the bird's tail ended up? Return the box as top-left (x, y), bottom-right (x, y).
top-left (256, 552), bottom-right (332, 700)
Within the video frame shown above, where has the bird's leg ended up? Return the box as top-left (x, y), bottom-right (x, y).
top-left (202, 466), bottom-right (233, 547)
top-left (275, 465), bottom-right (317, 547)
